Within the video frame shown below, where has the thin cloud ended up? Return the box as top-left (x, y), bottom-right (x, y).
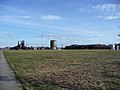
top-left (32, 34), bottom-right (63, 39)
top-left (92, 3), bottom-right (120, 20)
top-left (4, 32), bottom-right (15, 35)
top-left (92, 3), bottom-right (120, 14)
top-left (85, 39), bottom-right (103, 44)
top-left (0, 15), bottom-right (14, 19)
top-left (0, 15), bottom-right (32, 20)
top-left (40, 15), bottom-right (63, 20)
top-left (0, 16), bottom-right (38, 26)
top-left (0, 16), bottom-right (64, 30)
top-left (0, 5), bottom-right (25, 13)
top-left (86, 32), bottom-right (102, 38)
top-left (0, 31), bottom-right (16, 39)
top-left (79, 8), bottom-right (85, 11)
top-left (17, 16), bottom-right (32, 19)
top-left (97, 13), bottom-right (120, 20)
top-left (104, 14), bottom-right (120, 20)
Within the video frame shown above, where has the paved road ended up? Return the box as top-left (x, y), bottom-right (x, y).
top-left (0, 50), bottom-right (23, 90)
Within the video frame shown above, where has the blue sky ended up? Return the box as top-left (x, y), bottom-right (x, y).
top-left (0, 0), bottom-right (120, 47)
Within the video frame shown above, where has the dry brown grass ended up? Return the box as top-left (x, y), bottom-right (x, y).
top-left (4, 50), bottom-right (120, 90)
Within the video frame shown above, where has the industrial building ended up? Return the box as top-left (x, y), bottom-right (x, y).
top-left (10, 40), bottom-right (26, 50)
top-left (50, 40), bottom-right (57, 49)
top-left (9, 39), bottom-right (120, 50)
top-left (112, 44), bottom-right (120, 50)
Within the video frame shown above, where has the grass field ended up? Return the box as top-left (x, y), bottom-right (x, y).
top-left (3, 50), bottom-right (120, 90)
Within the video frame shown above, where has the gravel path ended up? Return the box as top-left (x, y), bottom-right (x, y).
top-left (0, 50), bottom-right (23, 90)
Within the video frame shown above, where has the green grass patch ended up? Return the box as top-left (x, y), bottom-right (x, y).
top-left (3, 50), bottom-right (120, 90)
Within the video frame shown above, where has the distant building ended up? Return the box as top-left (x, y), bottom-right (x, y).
top-left (10, 40), bottom-right (26, 50)
top-left (112, 44), bottom-right (115, 50)
top-left (112, 44), bottom-right (120, 50)
top-left (50, 40), bottom-right (57, 49)
top-left (64, 44), bottom-right (111, 50)
top-left (18, 40), bottom-right (25, 49)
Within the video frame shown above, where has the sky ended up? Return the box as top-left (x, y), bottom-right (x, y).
top-left (0, 0), bottom-right (120, 48)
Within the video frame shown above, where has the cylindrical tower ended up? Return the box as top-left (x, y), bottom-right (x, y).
top-left (50, 40), bottom-right (57, 49)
